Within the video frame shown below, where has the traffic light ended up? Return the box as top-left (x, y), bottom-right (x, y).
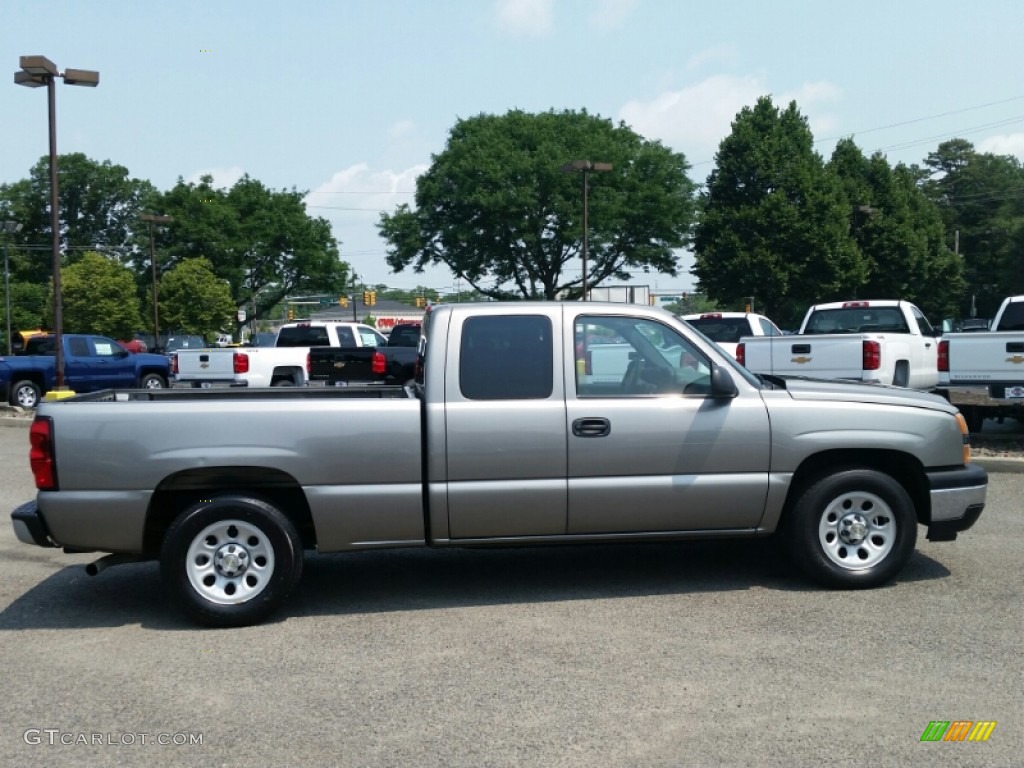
top-left (287, 307), bottom-right (295, 321)
top-left (369, 291), bottom-right (376, 306)
top-left (362, 290), bottom-right (371, 306)
top-left (415, 297), bottom-right (425, 308)
top-left (745, 303), bottom-right (752, 313)
top-left (339, 296), bottom-right (348, 307)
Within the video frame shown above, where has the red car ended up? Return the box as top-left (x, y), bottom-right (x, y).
top-left (117, 338), bottom-right (148, 354)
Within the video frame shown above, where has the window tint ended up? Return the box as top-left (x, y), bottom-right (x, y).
top-left (277, 325), bottom-right (331, 347)
top-left (759, 318), bottom-right (780, 336)
top-left (460, 315), bottom-right (552, 400)
top-left (334, 326), bottom-right (355, 346)
top-left (805, 308), bottom-right (909, 334)
top-left (68, 337), bottom-right (91, 357)
top-left (576, 315), bottom-right (712, 397)
top-left (998, 302), bottom-right (1024, 331)
top-left (686, 317), bottom-right (750, 344)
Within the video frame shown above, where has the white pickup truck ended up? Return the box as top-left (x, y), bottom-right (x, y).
top-left (172, 321), bottom-right (386, 388)
top-left (737, 300), bottom-right (941, 389)
top-left (937, 296), bottom-right (1024, 431)
top-left (682, 312), bottom-right (783, 359)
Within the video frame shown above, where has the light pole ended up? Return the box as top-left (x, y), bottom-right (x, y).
top-left (3, 220), bottom-right (23, 355)
top-left (15, 55), bottom-right (99, 389)
top-left (140, 214), bottom-right (173, 350)
top-left (560, 159), bottom-right (613, 300)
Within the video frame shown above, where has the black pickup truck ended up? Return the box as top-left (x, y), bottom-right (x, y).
top-left (307, 322), bottom-right (420, 386)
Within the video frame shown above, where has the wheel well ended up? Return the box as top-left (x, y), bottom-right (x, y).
top-left (142, 467), bottom-right (316, 555)
top-left (784, 449), bottom-right (930, 526)
top-left (271, 366), bottom-right (303, 384)
top-left (893, 360), bottom-right (910, 387)
top-left (138, 367), bottom-right (168, 381)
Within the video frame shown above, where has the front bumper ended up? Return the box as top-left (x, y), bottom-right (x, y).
top-left (926, 463), bottom-right (987, 541)
top-left (11, 500), bottom-right (56, 548)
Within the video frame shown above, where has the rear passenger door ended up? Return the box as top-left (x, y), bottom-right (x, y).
top-left (444, 311), bottom-right (567, 539)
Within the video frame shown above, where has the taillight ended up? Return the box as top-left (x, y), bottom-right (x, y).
top-left (233, 352), bottom-right (249, 374)
top-left (862, 340), bottom-right (881, 371)
top-left (306, 352), bottom-right (311, 375)
top-left (937, 340), bottom-right (949, 372)
top-left (736, 342), bottom-right (746, 366)
top-left (372, 351), bottom-right (386, 375)
top-left (170, 354), bottom-right (178, 375)
top-left (30, 416), bottom-right (57, 490)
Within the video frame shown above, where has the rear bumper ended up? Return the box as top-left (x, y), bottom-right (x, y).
top-left (926, 463), bottom-right (987, 541)
top-left (11, 500), bottom-right (56, 547)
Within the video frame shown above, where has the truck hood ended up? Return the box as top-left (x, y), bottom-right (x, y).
top-left (776, 376), bottom-right (956, 413)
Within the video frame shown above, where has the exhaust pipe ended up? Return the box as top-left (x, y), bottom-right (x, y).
top-left (85, 554), bottom-right (147, 576)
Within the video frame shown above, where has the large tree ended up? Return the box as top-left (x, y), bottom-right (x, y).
top-left (0, 153), bottom-right (156, 283)
top-left (149, 175), bottom-right (349, 334)
top-left (378, 108), bottom-right (697, 300)
top-left (828, 139), bottom-right (963, 321)
top-left (158, 257), bottom-right (236, 338)
top-left (919, 139), bottom-right (1024, 319)
top-left (692, 97), bottom-right (868, 327)
top-left (50, 251), bottom-right (143, 338)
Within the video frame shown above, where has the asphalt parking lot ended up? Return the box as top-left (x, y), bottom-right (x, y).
top-left (0, 423), bottom-right (1020, 767)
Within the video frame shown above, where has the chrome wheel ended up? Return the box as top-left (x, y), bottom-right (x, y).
top-left (817, 490), bottom-right (896, 571)
top-left (185, 519), bottom-right (276, 605)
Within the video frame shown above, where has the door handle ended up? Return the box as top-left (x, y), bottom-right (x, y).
top-left (572, 417), bottom-right (611, 437)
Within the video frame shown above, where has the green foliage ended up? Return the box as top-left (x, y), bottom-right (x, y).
top-left (0, 154), bottom-right (156, 283)
top-left (50, 252), bottom-right (143, 338)
top-left (379, 108), bottom-right (697, 300)
top-left (158, 258), bottom-right (236, 337)
top-left (2, 281), bottom-right (48, 340)
top-left (828, 140), bottom-right (963, 320)
top-left (148, 174), bottom-right (349, 333)
top-left (693, 97), bottom-right (868, 327)
top-left (663, 293), bottom-right (721, 316)
top-left (919, 140), bottom-right (1024, 318)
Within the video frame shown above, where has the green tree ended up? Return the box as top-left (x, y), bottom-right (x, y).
top-left (151, 175), bottom-right (349, 334)
top-left (158, 258), bottom-right (236, 338)
top-left (379, 109), bottom-right (697, 300)
top-left (920, 139), bottom-right (1024, 318)
top-left (0, 154), bottom-right (156, 283)
top-left (692, 97), bottom-right (868, 327)
top-left (49, 252), bottom-right (143, 338)
top-left (828, 139), bottom-right (963, 320)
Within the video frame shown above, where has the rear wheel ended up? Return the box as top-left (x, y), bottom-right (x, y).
top-left (271, 378), bottom-right (295, 387)
top-left (10, 380), bottom-right (41, 409)
top-left (160, 495), bottom-right (303, 627)
top-left (139, 373), bottom-right (167, 389)
top-left (786, 468), bottom-right (917, 589)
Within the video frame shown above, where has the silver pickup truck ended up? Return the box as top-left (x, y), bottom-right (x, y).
top-left (11, 302), bottom-right (987, 627)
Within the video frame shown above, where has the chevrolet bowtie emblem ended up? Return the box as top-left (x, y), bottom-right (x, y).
top-left (1006, 355), bottom-right (1024, 364)
top-left (790, 356), bottom-right (812, 364)
top-left (333, 362), bottom-right (346, 369)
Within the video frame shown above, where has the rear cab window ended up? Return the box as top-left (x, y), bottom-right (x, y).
top-left (459, 315), bottom-right (553, 400)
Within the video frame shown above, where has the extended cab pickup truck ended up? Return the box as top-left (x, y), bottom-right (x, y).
top-left (307, 322), bottom-right (420, 386)
top-left (1, 333), bottom-right (170, 408)
top-left (11, 302), bottom-right (986, 627)
top-left (937, 295), bottom-right (1024, 431)
top-left (172, 321), bottom-right (386, 388)
top-left (737, 300), bottom-right (940, 389)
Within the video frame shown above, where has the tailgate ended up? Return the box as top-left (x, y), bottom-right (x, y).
top-left (173, 349), bottom-right (238, 381)
top-left (947, 332), bottom-right (1024, 386)
top-left (741, 335), bottom-right (863, 379)
top-left (308, 348), bottom-right (375, 383)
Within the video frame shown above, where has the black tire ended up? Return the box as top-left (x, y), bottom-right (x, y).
top-left (10, 380), bottom-right (41, 409)
top-left (160, 495), bottom-right (303, 627)
top-left (139, 373), bottom-right (167, 389)
top-left (271, 378), bottom-right (295, 387)
top-left (785, 468), bottom-right (917, 589)
top-left (961, 405), bottom-right (984, 434)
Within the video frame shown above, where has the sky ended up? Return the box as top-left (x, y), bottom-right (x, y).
top-left (3, 0), bottom-right (1023, 296)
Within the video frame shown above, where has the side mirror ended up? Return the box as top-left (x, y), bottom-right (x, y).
top-left (710, 364), bottom-right (739, 398)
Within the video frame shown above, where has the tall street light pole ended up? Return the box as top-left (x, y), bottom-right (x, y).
top-left (560, 159), bottom-right (613, 301)
top-left (3, 220), bottom-right (24, 355)
top-left (140, 214), bottom-right (173, 350)
top-left (15, 55), bottom-right (99, 390)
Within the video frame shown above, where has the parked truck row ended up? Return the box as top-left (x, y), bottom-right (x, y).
top-left (11, 302), bottom-right (986, 627)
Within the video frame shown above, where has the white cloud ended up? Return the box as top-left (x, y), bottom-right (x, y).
top-left (978, 132), bottom-right (1024, 161)
top-left (186, 166), bottom-right (246, 189)
top-left (495, 0), bottom-right (553, 37)
top-left (685, 44), bottom-right (739, 73)
top-left (618, 74), bottom-right (843, 165)
top-left (305, 163), bottom-right (426, 216)
top-left (589, 0), bottom-right (639, 33)
top-left (388, 120), bottom-right (417, 141)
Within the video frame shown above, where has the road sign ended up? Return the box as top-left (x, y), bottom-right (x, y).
top-left (318, 297), bottom-right (333, 306)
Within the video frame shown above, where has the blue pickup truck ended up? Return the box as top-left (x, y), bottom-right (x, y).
top-left (1, 333), bottom-right (171, 408)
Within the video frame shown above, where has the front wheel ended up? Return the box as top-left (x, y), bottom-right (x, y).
top-left (786, 468), bottom-right (917, 589)
top-left (10, 380), bottom-right (41, 409)
top-left (160, 495), bottom-right (303, 627)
